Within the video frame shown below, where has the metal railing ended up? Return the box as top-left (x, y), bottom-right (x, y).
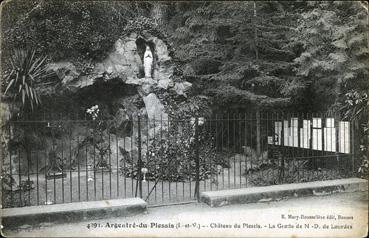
top-left (1, 111), bottom-right (359, 208)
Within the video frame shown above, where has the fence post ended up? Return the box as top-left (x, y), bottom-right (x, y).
top-left (194, 117), bottom-right (200, 202)
top-left (137, 115), bottom-right (143, 199)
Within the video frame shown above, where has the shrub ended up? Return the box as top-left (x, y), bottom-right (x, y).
top-left (190, 57), bottom-right (222, 75)
top-left (120, 118), bottom-right (218, 182)
top-left (3, 49), bottom-right (51, 111)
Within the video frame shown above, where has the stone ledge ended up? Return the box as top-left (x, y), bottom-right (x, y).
top-left (1, 197), bottom-right (147, 229)
top-left (200, 178), bottom-right (368, 207)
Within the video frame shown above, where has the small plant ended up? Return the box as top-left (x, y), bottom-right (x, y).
top-left (85, 105), bottom-right (111, 171)
top-left (341, 90), bottom-right (368, 120)
top-left (1, 169), bottom-right (33, 208)
top-left (340, 90), bottom-right (368, 180)
top-left (4, 49), bottom-right (51, 111)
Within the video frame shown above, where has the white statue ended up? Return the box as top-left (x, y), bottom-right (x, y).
top-left (143, 45), bottom-right (153, 78)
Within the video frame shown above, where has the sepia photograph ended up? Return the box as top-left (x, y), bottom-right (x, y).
top-left (0, 0), bottom-right (368, 237)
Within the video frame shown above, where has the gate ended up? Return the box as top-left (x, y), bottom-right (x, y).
top-left (1, 111), bottom-right (359, 208)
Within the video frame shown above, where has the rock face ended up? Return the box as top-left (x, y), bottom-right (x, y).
top-left (143, 93), bottom-right (168, 121)
top-left (51, 32), bottom-right (177, 94)
top-left (174, 82), bottom-right (192, 96)
top-left (47, 32), bottom-right (190, 162)
top-left (95, 33), bottom-right (142, 82)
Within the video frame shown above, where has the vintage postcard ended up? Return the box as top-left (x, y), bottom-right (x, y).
top-left (0, 0), bottom-right (368, 237)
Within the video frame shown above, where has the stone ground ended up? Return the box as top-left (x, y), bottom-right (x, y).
top-left (4, 191), bottom-right (368, 237)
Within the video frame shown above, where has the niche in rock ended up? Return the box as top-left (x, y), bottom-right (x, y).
top-left (74, 78), bottom-right (143, 138)
top-left (75, 78), bottom-right (139, 111)
top-left (135, 37), bottom-right (157, 79)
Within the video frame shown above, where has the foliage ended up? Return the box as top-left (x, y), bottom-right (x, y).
top-left (1, 169), bottom-right (33, 208)
top-left (248, 165), bottom-right (351, 186)
top-left (120, 118), bottom-right (219, 182)
top-left (340, 90), bottom-right (368, 121)
top-left (206, 85), bottom-right (291, 109)
top-left (79, 105), bottom-right (112, 170)
top-left (167, 2), bottom-right (305, 110)
top-left (248, 158), bottom-right (352, 186)
top-left (3, 49), bottom-right (51, 111)
top-left (2, 1), bottom-right (151, 63)
top-left (340, 90), bottom-right (369, 180)
top-left (293, 1), bottom-right (368, 111)
top-left (190, 58), bottom-right (222, 75)
top-left (3, 1), bottom-right (367, 113)
top-left (358, 157), bottom-right (369, 179)
top-left (124, 16), bottom-right (159, 35)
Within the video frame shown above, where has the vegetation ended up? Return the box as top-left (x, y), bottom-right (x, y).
top-left (2, 1), bottom-right (367, 113)
top-left (1, 1), bottom-right (368, 205)
top-left (3, 49), bottom-right (51, 111)
top-left (120, 118), bottom-right (219, 182)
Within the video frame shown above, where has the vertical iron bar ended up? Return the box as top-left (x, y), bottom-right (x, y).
top-left (203, 117), bottom-right (207, 192)
top-left (280, 112), bottom-right (285, 184)
top-left (215, 114), bottom-right (219, 190)
top-left (18, 149), bottom-right (22, 206)
top-left (61, 123), bottom-right (65, 203)
top-left (310, 112), bottom-right (314, 181)
top-left (351, 119), bottom-right (356, 176)
top-left (160, 114), bottom-right (164, 202)
top-left (233, 113), bottom-right (236, 187)
top-left (168, 116), bottom-right (171, 201)
top-left (144, 117), bottom-right (148, 201)
top-left (27, 142), bottom-right (31, 205)
top-left (260, 111), bottom-right (264, 182)
top-left (210, 116), bottom-right (213, 191)
top-left (36, 151), bottom-right (39, 205)
top-left (288, 112), bottom-right (292, 183)
top-left (101, 134), bottom-right (104, 200)
top-left (131, 120), bottom-right (134, 197)
top-left (256, 109), bottom-right (261, 159)
top-left (8, 122), bottom-right (13, 206)
top-left (227, 113), bottom-right (230, 189)
top-left (85, 124), bottom-right (89, 201)
top-left (175, 117), bottom-right (178, 198)
top-left (222, 114), bottom-right (224, 188)
top-left (44, 141), bottom-right (48, 205)
top-left (335, 110), bottom-right (337, 175)
top-left (182, 119), bottom-right (185, 198)
top-left (153, 116), bottom-right (157, 202)
top-left (69, 129), bottom-right (72, 202)
top-left (249, 112), bottom-right (253, 179)
top-left (244, 112), bottom-right (248, 188)
top-left (194, 117), bottom-right (200, 201)
top-left (116, 134), bottom-right (119, 197)
top-left (77, 136), bottom-right (80, 201)
top-left (93, 126), bottom-right (96, 200)
top-left (53, 131), bottom-right (56, 204)
top-left (238, 113), bottom-right (242, 188)
top-left (321, 112), bottom-right (325, 181)
top-left (109, 130), bottom-right (112, 199)
top-left (123, 135), bottom-right (126, 198)
top-left (137, 115), bottom-right (142, 198)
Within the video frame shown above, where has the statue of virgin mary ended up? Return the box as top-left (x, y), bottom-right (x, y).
top-left (143, 45), bottom-right (153, 78)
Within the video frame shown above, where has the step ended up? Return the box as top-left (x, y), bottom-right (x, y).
top-left (1, 197), bottom-right (147, 229)
top-left (200, 178), bottom-right (368, 207)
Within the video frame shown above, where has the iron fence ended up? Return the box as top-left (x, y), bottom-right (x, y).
top-left (1, 111), bottom-right (359, 208)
